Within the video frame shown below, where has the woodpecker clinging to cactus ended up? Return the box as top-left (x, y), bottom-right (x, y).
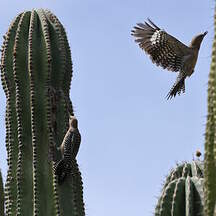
top-left (131, 19), bottom-right (207, 99)
top-left (53, 115), bottom-right (81, 184)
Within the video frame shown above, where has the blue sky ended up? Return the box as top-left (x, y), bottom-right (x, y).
top-left (0, 0), bottom-right (213, 215)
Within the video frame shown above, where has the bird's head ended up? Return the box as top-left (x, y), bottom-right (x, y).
top-left (69, 115), bottom-right (78, 128)
top-left (190, 31), bottom-right (208, 49)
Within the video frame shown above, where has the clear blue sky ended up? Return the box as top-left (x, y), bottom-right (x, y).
top-left (0, 0), bottom-right (213, 215)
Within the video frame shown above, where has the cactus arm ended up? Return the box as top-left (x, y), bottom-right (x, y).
top-left (204, 7), bottom-right (216, 216)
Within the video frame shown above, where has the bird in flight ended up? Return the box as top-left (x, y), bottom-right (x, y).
top-left (131, 19), bottom-right (207, 99)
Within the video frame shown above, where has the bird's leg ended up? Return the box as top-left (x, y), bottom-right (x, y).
top-left (166, 72), bottom-right (186, 99)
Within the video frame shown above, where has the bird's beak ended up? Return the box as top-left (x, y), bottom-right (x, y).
top-left (203, 31), bottom-right (208, 37)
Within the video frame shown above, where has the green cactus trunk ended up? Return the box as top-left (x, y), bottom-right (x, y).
top-left (204, 6), bottom-right (216, 216)
top-left (0, 169), bottom-right (4, 215)
top-left (155, 161), bottom-right (204, 216)
top-left (1, 9), bottom-right (84, 216)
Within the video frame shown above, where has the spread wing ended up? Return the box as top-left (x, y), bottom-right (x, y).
top-left (131, 19), bottom-right (191, 72)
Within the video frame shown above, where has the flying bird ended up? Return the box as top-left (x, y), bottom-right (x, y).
top-left (131, 19), bottom-right (207, 99)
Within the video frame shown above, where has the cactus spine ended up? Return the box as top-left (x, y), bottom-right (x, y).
top-left (155, 161), bottom-right (204, 216)
top-left (204, 7), bottom-right (216, 216)
top-left (1, 9), bottom-right (84, 215)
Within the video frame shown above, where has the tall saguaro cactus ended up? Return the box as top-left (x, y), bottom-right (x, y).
top-left (204, 7), bottom-right (216, 216)
top-left (1, 9), bottom-right (84, 215)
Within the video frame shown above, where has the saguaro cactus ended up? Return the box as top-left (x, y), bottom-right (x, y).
top-left (0, 169), bottom-right (4, 215)
top-left (1, 9), bottom-right (84, 215)
top-left (204, 7), bottom-right (216, 216)
top-left (155, 161), bottom-right (204, 216)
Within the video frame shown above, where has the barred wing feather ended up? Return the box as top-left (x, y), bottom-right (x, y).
top-left (131, 19), bottom-right (191, 72)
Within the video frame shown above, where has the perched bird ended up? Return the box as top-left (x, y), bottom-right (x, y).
top-left (53, 115), bottom-right (81, 184)
top-left (131, 19), bottom-right (207, 99)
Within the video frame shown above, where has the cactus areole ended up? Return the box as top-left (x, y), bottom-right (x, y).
top-left (1, 9), bottom-right (85, 215)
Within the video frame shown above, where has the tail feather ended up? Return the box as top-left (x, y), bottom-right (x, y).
top-left (53, 159), bottom-right (70, 184)
top-left (166, 77), bottom-right (186, 100)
